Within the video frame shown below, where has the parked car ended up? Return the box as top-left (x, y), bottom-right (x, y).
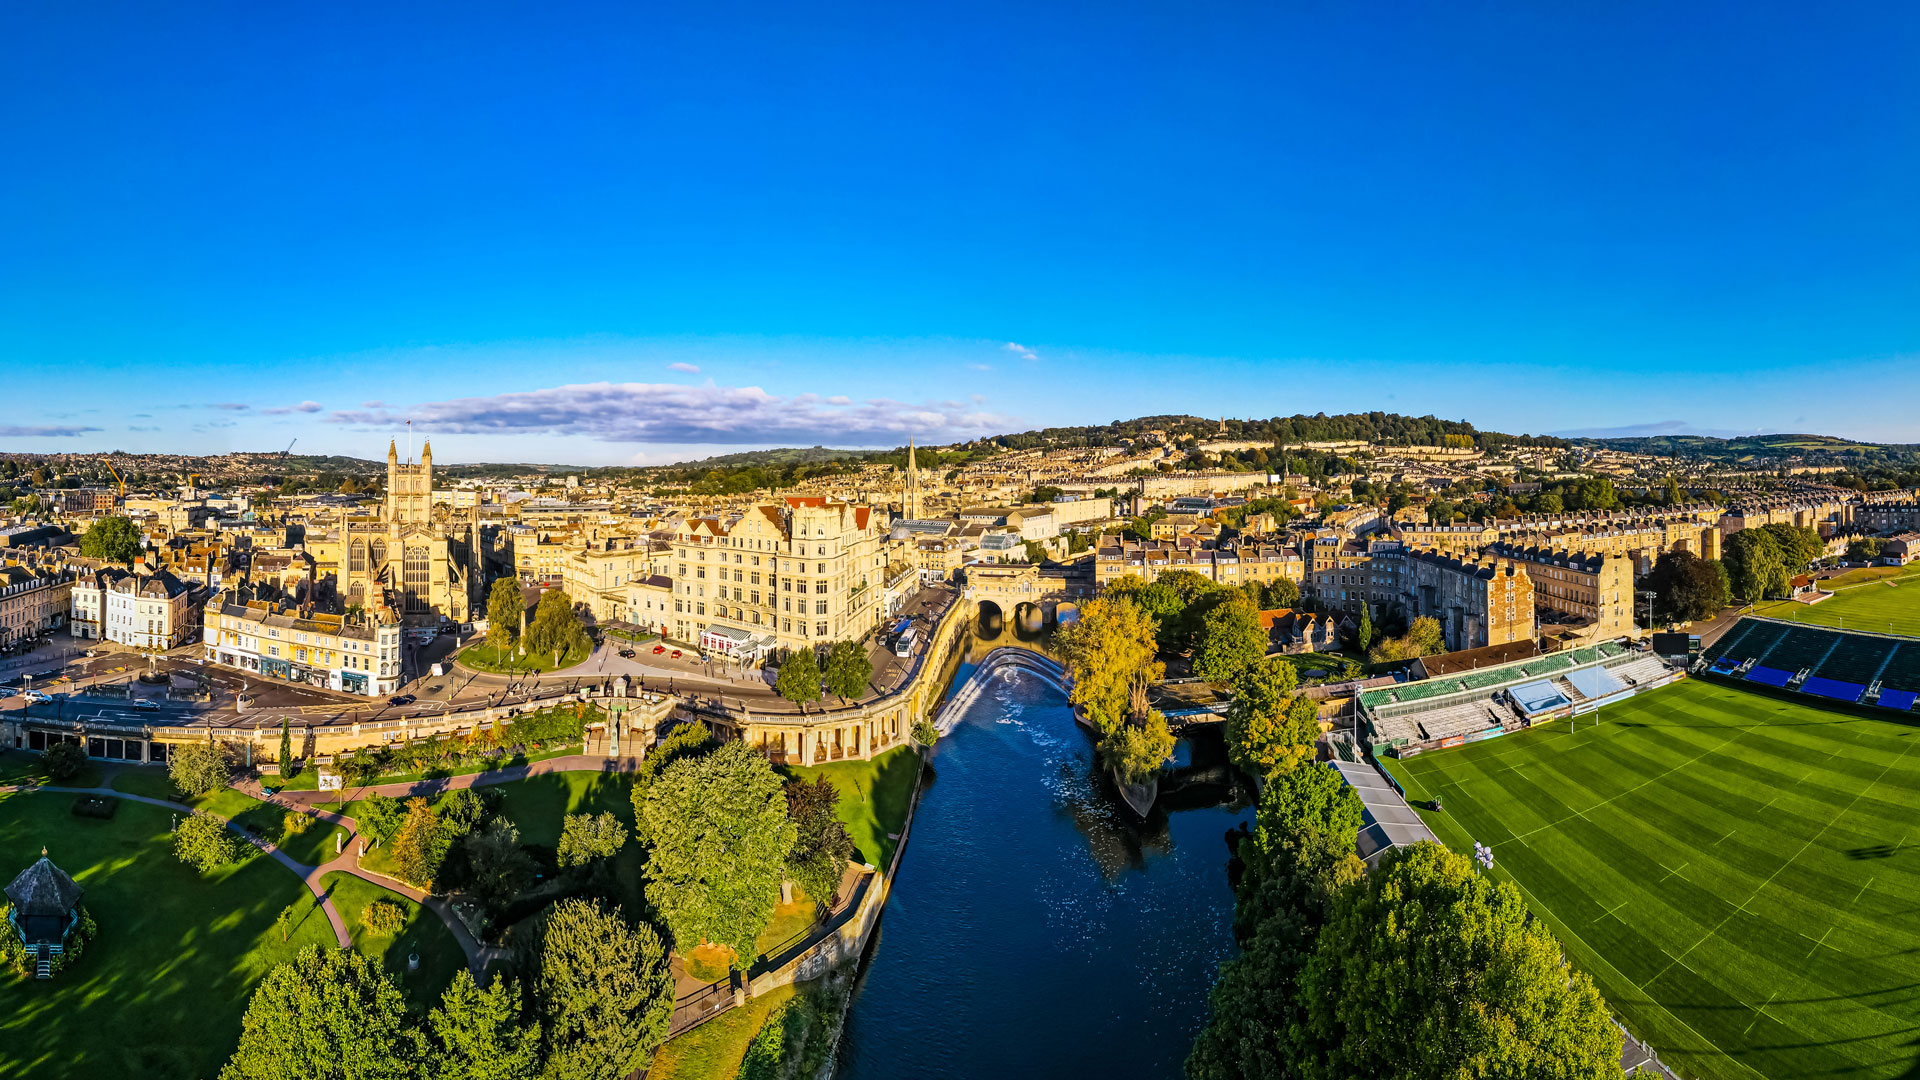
top-left (21, 691), bottom-right (49, 703)
top-left (652, 644), bottom-right (667, 655)
top-left (132, 698), bottom-right (159, 710)
top-left (619, 648), bottom-right (636, 658)
top-left (670, 649), bottom-right (682, 659)
top-left (389, 694), bottom-right (416, 706)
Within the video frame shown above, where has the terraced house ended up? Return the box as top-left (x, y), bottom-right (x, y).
top-left (667, 496), bottom-right (889, 660)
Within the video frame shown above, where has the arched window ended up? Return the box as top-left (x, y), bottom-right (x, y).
top-left (349, 540), bottom-right (367, 573)
top-left (370, 539), bottom-right (387, 566)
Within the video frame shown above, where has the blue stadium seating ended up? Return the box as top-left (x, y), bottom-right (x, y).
top-left (1802, 676), bottom-right (1866, 704)
top-left (1745, 666), bottom-right (1794, 688)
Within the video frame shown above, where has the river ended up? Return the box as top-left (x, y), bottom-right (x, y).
top-left (835, 629), bottom-right (1254, 1079)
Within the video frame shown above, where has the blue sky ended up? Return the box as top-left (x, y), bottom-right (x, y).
top-left (4, 2), bottom-right (1916, 465)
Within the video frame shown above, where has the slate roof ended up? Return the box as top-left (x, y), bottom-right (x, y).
top-left (5, 853), bottom-right (83, 918)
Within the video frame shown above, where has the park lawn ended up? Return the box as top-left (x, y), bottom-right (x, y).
top-left (456, 640), bottom-right (592, 674)
top-left (1751, 561), bottom-right (1920, 638)
top-left (0, 748), bottom-right (104, 789)
top-left (0, 788), bottom-right (337, 1080)
top-left (321, 872), bottom-right (465, 1007)
top-left (1382, 677), bottom-right (1920, 1080)
top-left (110, 773), bottom-right (347, 867)
top-left (646, 981), bottom-right (798, 1080)
top-left (787, 745), bottom-right (919, 868)
top-left (489, 770), bottom-right (648, 911)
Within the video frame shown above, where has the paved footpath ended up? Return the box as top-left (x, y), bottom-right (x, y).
top-left (0, 781), bottom-right (355, 949)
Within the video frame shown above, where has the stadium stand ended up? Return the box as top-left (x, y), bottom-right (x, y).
top-left (1802, 676), bottom-right (1866, 703)
top-left (1567, 665), bottom-right (1628, 701)
top-left (1332, 761), bottom-right (1440, 868)
top-left (1360, 639), bottom-right (1679, 755)
top-left (1699, 618), bottom-right (1920, 714)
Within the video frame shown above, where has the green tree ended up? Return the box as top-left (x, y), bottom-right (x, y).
top-left (462, 818), bottom-right (536, 911)
top-left (1724, 528), bottom-right (1789, 602)
top-left (1192, 596), bottom-right (1268, 684)
top-left (775, 647), bottom-right (823, 708)
top-left (42, 741), bottom-right (86, 781)
top-left (79, 515), bottom-right (142, 566)
top-left (910, 717), bottom-right (939, 750)
top-left (1222, 659), bottom-right (1319, 777)
top-left (363, 898), bottom-right (407, 936)
top-left (486, 578), bottom-right (524, 652)
top-left (174, 810), bottom-right (241, 873)
top-left (557, 812), bottom-right (628, 869)
top-left (1355, 603), bottom-right (1373, 653)
top-left (1295, 843), bottom-right (1621, 1079)
top-left (627, 721), bottom-right (718, 844)
top-left (1100, 708), bottom-right (1177, 785)
top-left (278, 717), bottom-right (293, 776)
top-left (822, 639), bottom-right (872, 702)
top-left (1663, 474), bottom-right (1683, 504)
top-left (1055, 596), bottom-right (1163, 738)
top-left (358, 793), bottom-right (407, 846)
top-left (526, 899), bottom-right (673, 1080)
top-left (220, 947), bottom-right (423, 1080)
top-left (785, 776), bottom-right (856, 907)
top-left (275, 904), bottom-right (297, 942)
top-left (427, 971), bottom-right (539, 1080)
top-left (168, 740), bottom-right (231, 798)
top-left (1645, 550), bottom-right (1731, 623)
top-left (641, 741), bottom-right (797, 967)
top-left (388, 796), bottom-right (447, 889)
top-left (526, 587), bottom-right (588, 666)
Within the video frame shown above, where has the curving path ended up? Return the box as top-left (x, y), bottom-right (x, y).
top-left (254, 754), bottom-right (647, 810)
top-left (0, 780), bottom-right (354, 948)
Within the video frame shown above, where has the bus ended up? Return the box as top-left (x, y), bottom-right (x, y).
top-left (894, 627), bottom-right (917, 658)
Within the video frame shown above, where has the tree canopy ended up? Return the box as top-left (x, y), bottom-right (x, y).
top-left (786, 775), bottom-right (857, 906)
top-left (426, 971), bottom-right (538, 1080)
top-left (486, 578), bottom-right (524, 651)
top-left (526, 899), bottom-right (674, 1080)
top-left (822, 639), bottom-right (872, 702)
top-left (775, 647), bottom-right (823, 707)
top-left (1056, 595), bottom-right (1163, 739)
top-left (556, 812), bottom-right (628, 868)
top-left (168, 740), bottom-right (231, 798)
top-left (1645, 549), bottom-right (1731, 623)
top-left (526, 588), bottom-right (588, 665)
top-left (641, 740), bottom-right (797, 966)
top-left (1192, 596), bottom-right (1268, 684)
top-left (79, 515), bottom-right (142, 566)
top-left (1295, 843), bottom-right (1621, 1080)
top-left (1222, 659), bottom-right (1319, 778)
top-left (1723, 529), bottom-right (1790, 602)
top-left (220, 947), bottom-right (423, 1080)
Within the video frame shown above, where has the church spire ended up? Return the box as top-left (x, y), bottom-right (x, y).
top-left (904, 436), bottom-right (921, 520)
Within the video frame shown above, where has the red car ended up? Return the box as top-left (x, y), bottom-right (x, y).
top-left (670, 649), bottom-right (682, 659)
top-left (652, 644), bottom-right (666, 655)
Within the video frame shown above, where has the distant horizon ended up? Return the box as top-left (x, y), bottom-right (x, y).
top-left (0, 409), bottom-right (1898, 472)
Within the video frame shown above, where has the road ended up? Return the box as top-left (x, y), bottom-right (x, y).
top-left (2, 584), bottom-right (964, 734)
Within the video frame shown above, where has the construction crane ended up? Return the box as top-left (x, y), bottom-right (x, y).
top-left (101, 457), bottom-right (126, 505)
top-left (283, 438), bottom-right (298, 457)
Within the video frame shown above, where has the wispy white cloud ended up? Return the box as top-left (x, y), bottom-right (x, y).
top-left (213, 402), bottom-right (250, 411)
top-left (262, 400), bottom-right (324, 416)
top-left (329, 381), bottom-right (1010, 445)
top-left (1003, 342), bottom-right (1039, 362)
top-left (968, 363), bottom-right (993, 372)
top-left (667, 362), bottom-right (701, 374)
top-left (0, 425), bottom-right (101, 437)
top-left (361, 400), bottom-right (386, 409)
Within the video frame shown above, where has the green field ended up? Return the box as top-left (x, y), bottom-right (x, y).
top-left (1383, 678), bottom-right (1920, 1080)
top-left (0, 789), bottom-right (337, 1080)
top-left (456, 639), bottom-right (592, 674)
top-left (1753, 562), bottom-right (1920, 638)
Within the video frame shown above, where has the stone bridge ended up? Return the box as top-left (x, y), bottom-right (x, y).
top-left (964, 561), bottom-right (1095, 635)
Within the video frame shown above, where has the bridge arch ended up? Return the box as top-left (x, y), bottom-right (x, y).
top-left (976, 600), bottom-right (1006, 635)
top-left (1013, 602), bottom-right (1046, 637)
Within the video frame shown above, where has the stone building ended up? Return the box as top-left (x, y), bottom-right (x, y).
top-left (0, 567), bottom-right (72, 651)
top-left (1486, 543), bottom-right (1635, 642)
top-left (203, 595), bottom-right (404, 696)
top-left (1399, 548), bottom-right (1535, 653)
top-left (666, 496), bottom-right (890, 656)
top-left (337, 441), bottom-right (482, 627)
